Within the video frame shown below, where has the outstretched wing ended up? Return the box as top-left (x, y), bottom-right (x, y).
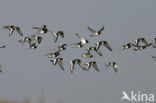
top-left (95, 49), bottom-right (102, 56)
top-left (58, 60), bottom-right (64, 71)
top-left (75, 33), bottom-right (86, 43)
top-left (98, 26), bottom-right (104, 32)
top-left (92, 62), bottom-right (99, 72)
top-left (104, 42), bottom-right (112, 51)
top-left (78, 61), bottom-right (85, 71)
top-left (32, 27), bottom-right (42, 30)
top-left (16, 27), bottom-right (23, 36)
top-left (88, 26), bottom-right (96, 33)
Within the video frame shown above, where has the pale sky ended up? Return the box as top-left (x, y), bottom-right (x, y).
top-left (0, 0), bottom-right (156, 103)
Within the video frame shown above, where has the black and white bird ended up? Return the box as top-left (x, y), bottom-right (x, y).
top-left (3, 25), bottom-right (23, 36)
top-left (82, 52), bottom-right (93, 58)
top-left (45, 51), bottom-right (60, 58)
top-left (88, 26), bottom-right (104, 36)
top-left (54, 44), bottom-right (67, 52)
top-left (70, 59), bottom-right (86, 73)
top-left (33, 25), bottom-right (52, 34)
top-left (72, 34), bottom-right (89, 48)
top-left (28, 43), bottom-right (38, 50)
top-left (28, 34), bottom-right (42, 44)
top-left (86, 47), bottom-right (102, 56)
top-left (85, 61), bottom-right (99, 72)
top-left (50, 58), bottom-right (64, 71)
top-left (105, 62), bottom-right (118, 73)
top-left (53, 31), bottom-right (64, 43)
top-left (19, 37), bottom-right (32, 45)
top-left (121, 43), bottom-right (132, 50)
top-left (96, 41), bottom-right (112, 51)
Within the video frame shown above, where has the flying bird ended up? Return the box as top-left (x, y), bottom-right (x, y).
top-left (50, 58), bottom-right (64, 71)
top-left (72, 34), bottom-right (89, 48)
top-left (96, 41), bottom-right (112, 51)
top-left (105, 62), bottom-right (118, 73)
top-left (70, 59), bottom-right (86, 73)
top-left (19, 37), bottom-right (32, 45)
top-left (121, 43), bottom-right (132, 50)
top-left (86, 47), bottom-right (102, 56)
top-left (88, 26), bottom-right (104, 36)
top-left (33, 25), bottom-right (52, 34)
top-left (54, 44), bottom-right (67, 52)
top-left (82, 52), bottom-right (93, 58)
top-left (85, 61), bottom-right (99, 72)
top-left (28, 34), bottom-right (42, 44)
top-left (45, 51), bottom-right (60, 58)
top-left (53, 31), bottom-right (64, 43)
top-left (3, 25), bottom-right (23, 36)
top-left (27, 43), bottom-right (38, 50)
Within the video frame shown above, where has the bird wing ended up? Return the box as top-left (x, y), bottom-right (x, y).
top-left (104, 42), bottom-right (112, 51)
top-left (58, 60), bottom-right (64, 71)
top-left (95, 49), bottom-right (102, 56)
top-left (70, 61), bottom-right (74, 73)
top-left (16, 27), bottom-right (23, 36)
top-left (142, 39), bottom-right (149, 45)
top-left (37, 37), bottom-right (42, 44)
top-left (57, 31), bottom-right (64, 38)
top-left (92, 62), bottom-right (99, 72)
top-left (88, 26), bottom-right (96, 33)
top-left (3, 26), bottom-right (11, 30)
top-left (75, 33), bottom-right (86, 43)
top-left (78, 61), bottom-right (85, 70)
top-left (113, 64), bottom-right (118, 73)
top-left (32, 27), bottom-right (42, 30)
top-left (53, 34), bottom-right (58, 43)
top-left (98, 26), bottom-right (104, 32)
top-left (9, 29), bottom-right (14, 36)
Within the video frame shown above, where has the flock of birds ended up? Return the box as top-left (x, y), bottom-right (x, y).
top-left (0, 25), bottom-right (156, 73)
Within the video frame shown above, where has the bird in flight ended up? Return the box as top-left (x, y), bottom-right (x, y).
top-left (50, 58), bottom-right (64, 71)
top-left (96, 41), bottom-right (112, 51)
top-left (70, 59), bottom-right (86, 73)
top-left (33, 25), bottom-right (52, 34)
top-left (105, 62), bottom-right (118, 73)
top-left (72, 33), bottom-right (89, 48)
top-left (53, 31), bottom-right (64, 43)
top-left (3, 25), bottom-right (23, 36)
top-left (85, 61), bottom-right (99, 72)
top-left (88, 26), bottom-right (104, 36)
